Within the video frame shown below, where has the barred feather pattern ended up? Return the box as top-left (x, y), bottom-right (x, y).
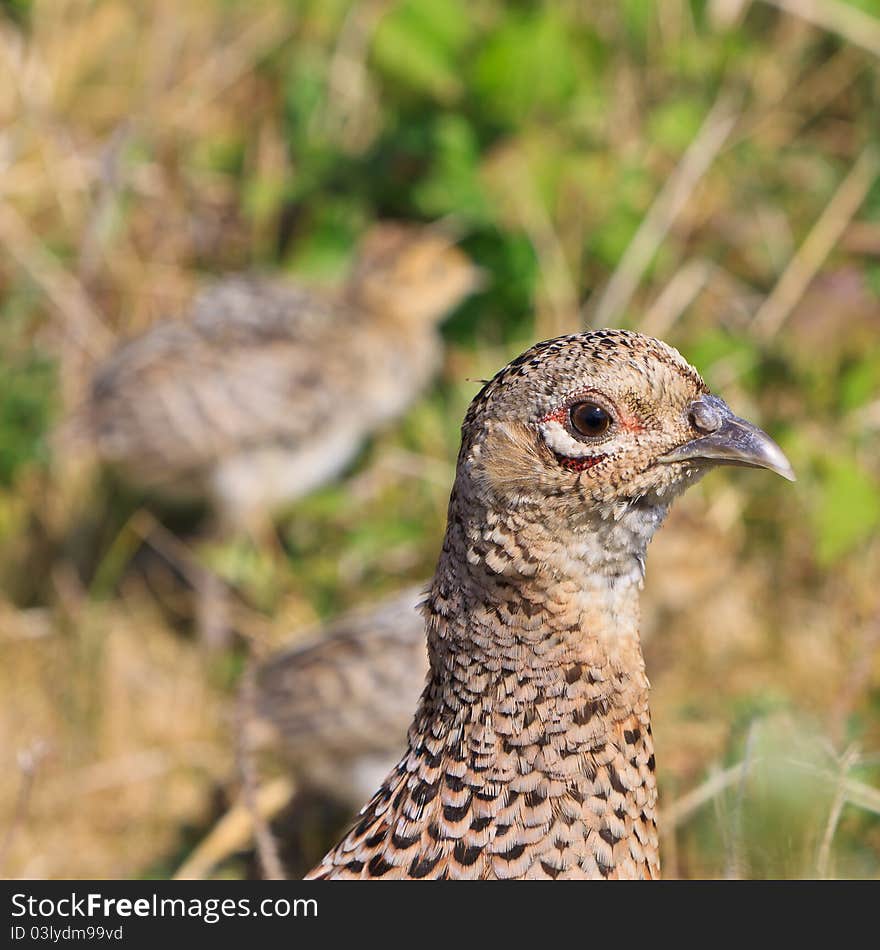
top-left (75, 223), bottom-right (481, 523)
top-left (306, 500), bottom-right (659, 879)
top-left (86, 284), bottom-right (434, 497)
top-left (254, 585), bottom-right (429, 797)
top-left (307, 329), bottom-right (790, 880)
top-left (304, 331), bottom-right (711, 879)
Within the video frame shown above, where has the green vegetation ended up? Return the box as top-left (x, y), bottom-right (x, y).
top-left (0, 0), bottom-right (878, 879)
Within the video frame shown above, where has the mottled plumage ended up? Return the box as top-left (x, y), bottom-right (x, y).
top-left (75, 223), bottom-right (482, 526)
top-left (253, 585), bottom-right (428, 801)
top-left (307, 330), bottom-right (793, 880)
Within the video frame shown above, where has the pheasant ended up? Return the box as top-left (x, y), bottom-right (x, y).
top-left (306, 329), bottom-right (794, 880)
top-left (253, 584), bottom-right (428, 803)
top-left (76, 222), bottom-right (482, 529)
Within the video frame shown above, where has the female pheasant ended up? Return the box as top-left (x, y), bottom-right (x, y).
top-left (76, 222), bottom-right (482, 529)
top-left (307, 330), bottom-right (794, 880)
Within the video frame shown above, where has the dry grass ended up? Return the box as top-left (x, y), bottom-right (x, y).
top-left (0, 595), bottom-right (229, 878)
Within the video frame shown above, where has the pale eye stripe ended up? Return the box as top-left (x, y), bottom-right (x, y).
top-left (539, 419), bottom-right (596, 459)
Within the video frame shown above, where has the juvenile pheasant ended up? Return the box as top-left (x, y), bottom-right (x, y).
top-left (77, 222), bottom-right (482, 528)
top-left (253, 584), bottom-right (428, 803)
top-left (307, 329), bottom-right (794, 880)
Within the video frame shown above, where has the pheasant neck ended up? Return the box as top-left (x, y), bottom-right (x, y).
top-left (426, 488), bottom-right (667, 679)
top-left (416, 489), bottom-right (664, 878)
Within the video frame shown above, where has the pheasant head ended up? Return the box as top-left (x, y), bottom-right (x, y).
top-left (308, 330), bottom-right (793, 880)
top-left (461, 329), bottom-right (792, 528)
top-left (346, 222), bottom-right (484, 326)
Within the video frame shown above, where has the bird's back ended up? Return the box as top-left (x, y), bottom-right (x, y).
top-left (84, 276), bottom-right (430, 503)
top-left (72, 223), bottom-right (481, 519)
top-left (252, 585), bottom-right (429, 797)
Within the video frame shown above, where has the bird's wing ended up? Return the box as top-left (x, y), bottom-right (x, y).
top-left (86, 283), bottom-right (358, 483)
top-left (254, 585), bottom-right (428, 764)
top-left (190, 275), bottom-right (339, 342)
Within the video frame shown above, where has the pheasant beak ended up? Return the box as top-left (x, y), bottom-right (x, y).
top-left (659, 395), bottom-right (796, 481)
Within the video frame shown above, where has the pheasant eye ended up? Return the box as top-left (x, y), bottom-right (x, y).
top-left (570, 401), bottom-right (611, 438)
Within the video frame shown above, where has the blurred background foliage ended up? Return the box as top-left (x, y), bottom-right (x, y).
top-left (0, 0), bottom-right (879, 879)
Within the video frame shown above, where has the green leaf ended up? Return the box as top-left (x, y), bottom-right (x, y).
top-left (413, 115), bottom-right (489, 219)
top-left (472, 12), bottom-right (578, 124)
top-left (286, 201), bottom-right (365, 280)
top-left (648, 98), bottom-right (705, 152)
top-left (0, 349), bottom-right (56, 488)
top-left (621, 0), bottom-right (654, 46)
top-left (0, 0), bottom-right (31, 27)
top-left (839, 358), bottom-right (880, 412)
top-left (372, 0), bottom-right (472, 101)
top-left (813, 458), bottom-right (880, 565)
top-left (866, 263), bottom-right (880, 299)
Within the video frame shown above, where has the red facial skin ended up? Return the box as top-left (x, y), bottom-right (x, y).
top-left (539, 390), bottom-right (644, 474)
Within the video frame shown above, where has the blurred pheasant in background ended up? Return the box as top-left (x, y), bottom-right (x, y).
top-left (74, 222), bottom-right (482, 530)
top-left (252, 584), bottom-right (428, 807)
top-left (64, 222), bottom-right (482, 644)
top-left (307, 329), bottom-right (794, 880)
